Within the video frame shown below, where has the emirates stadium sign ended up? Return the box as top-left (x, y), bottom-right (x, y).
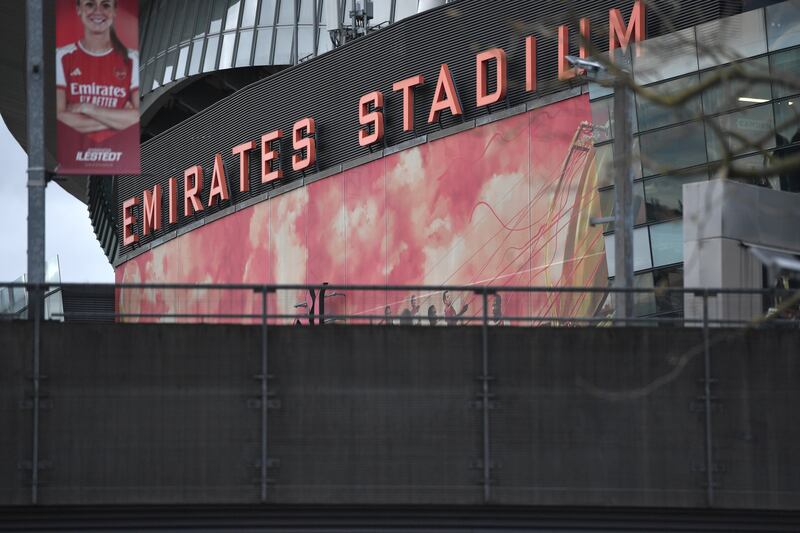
top-left (121, 2), bottom-right (645, 246)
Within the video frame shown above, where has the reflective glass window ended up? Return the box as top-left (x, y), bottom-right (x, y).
top-left (225, 0), bottom-right (242, 31)
top-left (639, 121), bottom-right (707, 177)
top-left (634, 272), bottom-right (657, 317)
top-left (142, 64), bottom-right (155, 95)
top-left (604, 226), bottom-right (652, 278)
top-left (298, 26), bottom-right (314, 60)
top-left (254, 28), bottom-right (274, 65)
top-left (701, 57), bottom-right (772, 115)
top-left (697, 9), bottom-right (767, 70)
top-left (203, 35), bottom-right (220, 71)
top-left (728, 153), bottom-right (779, 189)
top-left (317, 28), bottom-right (333, 55)
top-left (162, 49), bottom-right (177, 84)
top-left (643, 171), bottom-right (707, 223)
top-left (706, 103), bottom-right (776, 161)
top-left (219, 32), bottom-right (237, 69)
top-left (152, 55), bottom-right (165, 90)
top-left (633, 28), bottom-right (699, 85)
top-left (598, 181), bottom-right (646, 232)
top-left (188, 38), bottom-right (205, 75)
top-left (774, 97), bottom-right (800, 148)
top-left (278, 0), bottom-right (295, 24)
top-left (637, 74), bottom-right (702, 132)
top-left (770, 48), bottom-right (800, 99)
top-left (209, 0), bottom-right (227, 33)
top-left (259, 0), bottom-right (278, 25)
top-left (194, 0), bottom-right (213, 37)
top-left (156, 0), bottom-right (178, 51)
top-left (591, 96), bottom-right (638, 143)
top-left (593, 139), bottom-right (642, 188)
top-left (394, 0), bottom-right (419, 23)
top-left (179, 0), bottom-right (195, 41)
top-left (767, 1), bottom-right (800, 51)
top-left (175, 45), bottom-right (189, 80)
top-left (299, 0), bottom-right (314, 23)
top-left (241, 0), bottom-right (259, 27)
top-left (274, 26), bottom-right (294, 63)
top-left (373, 0), bottom-right (392, 25)
top-left (653, 266), bottom-right (683, 314)
top-left (650, 220), bottom-right (683, 267)
top-left (236, 30), bottom-right (254, 67)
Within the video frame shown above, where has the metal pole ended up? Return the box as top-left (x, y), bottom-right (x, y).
top-left (480, 288), bottom-right (491, 503)
top-left (612, 80), bottom-right (634, 322)
top-left (26, 0), bottom-right (46, 505)
top-left (702, 290), bottom-right (714, 506)
top-left (260, 289), bottom-right (269, 502)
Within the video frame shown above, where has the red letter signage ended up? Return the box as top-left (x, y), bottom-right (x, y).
top-left (476, 48), bottom-right (507, 107)
top-left (428, 64), bottom-right (463, 123)
top-left (208, 153), bottom-right (230, 207)
top-left (358, 91), bottom-right (385, 146)
top-left (292, 118), bottom-right (316, 172)
top-left (184, 165), bottom-right (204, 217)
top-left (122, 196), bottom-right (139, 246)
top-left (261, 130), bottom-right (283, 184)
top-left (610, 1), bottom-right (646, 54)
top-left (142, 184), bottom-right (161, 236)
top-left (392, 74), bottom-right (424, 132)
top-left (232, 140), bottom-right (256, 193)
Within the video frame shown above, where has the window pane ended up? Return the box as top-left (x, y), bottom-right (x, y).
top-left (634, 272), bottom-right (657, 317)
top-left (637, 75), bottom-right (702, 132)
top-left (702, 57), bottom-right (772, 115)
top-left (278, 0), bottom-right (295, 24)
top-left (640, 122), bottom-right (707, 177)
top-left (604, 226), bottom-right (652, 278)
top-left (697, 9), bottom-right (767, 70)
top-left (394, 0), bottom-right (418, 22)
top-left (728, 153), bottom-right (779, 189)
top-left (770, 48), bottom-right (800, 99)
top-left (299, 0), bottom-right (314, 23)
top-left (598, 181), bottom-right (646, 232)
top-left (241, 0), bottom-right (259, 27)
top-left (298, 26), bottom-right (314, 60)
top-left (774, 97), bottom-right (800, 149)
top-left (175, 45), bottom-right (189, 80)
top-left (179, 0), bottom-right (195, 41)
top-left (591, 96), bottom-right (638, 143)
top-left (194, 0), bottom-right (212, 37)
top-left (259, 0), bottom-right (277, 25)
top-left (706, 104), bottom-right (776, 161)
top-left (632, 28), bottom-right (698, 85)
top-left (274, 26), bottom-right (293, 64)
top-left (593, 140), bottom-right (643, 188)
top-left (156, 0), bottom-right (178, 51)
top-left (254, 28), bottom-right (274, 64)
top-left (235, 30), bottom-right (254, 67)
top-left (203, 35), bottom-right (220, 71)
top-left (219, 32), bottom-right (237, 69)
top-left (162, 49), bottom-right (177, 84)
top-left (152, 55), bottom-right (165, 90)
top-left (643, 171), bottom-right (707, 223)
top-left (225, 0), bottom-right (241, 30)
top-left (209, 0), bottom-right (226, 33)
top-left (188, 38), bottom-right (205, 75)
top-left (373, 0), bottom-right (392, 25)
top-left (653, 266), bottom-right (683, 314)
top-left (650, 220), bottom-right (683, 267)
top-left (767, 1), bottom-right (800, 51)
top-left (318, 28), bottom-right (333, 54)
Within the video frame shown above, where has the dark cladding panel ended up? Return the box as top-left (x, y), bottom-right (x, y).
top-left (117, 0), bottom-right (737, 255)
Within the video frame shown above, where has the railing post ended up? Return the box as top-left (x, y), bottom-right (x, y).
top-left (702, 289), bottom-right (715, 507)
top-left (260, 288), bottom-right (269, 503)
top-left (480, 287), bottom-right (491, 503)
top-left (30, 283), bottom-right (41, 505)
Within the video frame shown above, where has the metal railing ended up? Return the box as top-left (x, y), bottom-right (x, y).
top-left (1, 282), bottom-right (799, 328)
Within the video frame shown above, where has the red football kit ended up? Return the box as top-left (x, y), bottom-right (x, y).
top-left (56, 41), bottom-right (140, 174)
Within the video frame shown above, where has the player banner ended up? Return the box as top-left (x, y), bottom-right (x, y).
top-left (55, 0), bottom-right (140, 175)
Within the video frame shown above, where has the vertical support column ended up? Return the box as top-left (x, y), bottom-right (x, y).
top-left (26, 0), bottom-right (47, 506)
top-left (260, 288), bottom-right (269, 502)
top-left (702, 290), bottom-right (715, 506)
top-left (480, 288), bottom-right (491, 503)
top-left (613, 80), bottom-right (634, 322)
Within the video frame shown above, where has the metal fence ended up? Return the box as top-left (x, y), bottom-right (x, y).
top-left (1, 282), bottom-right (799, 328)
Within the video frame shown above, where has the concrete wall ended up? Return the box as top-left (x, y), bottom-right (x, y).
top-left (683, 180), bottom-right (800, 323)
top-left (1, 322), bottom-right (799, 509)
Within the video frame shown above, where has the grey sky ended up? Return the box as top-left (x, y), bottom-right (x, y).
top-left (0, 116), bottom-right (114, 283)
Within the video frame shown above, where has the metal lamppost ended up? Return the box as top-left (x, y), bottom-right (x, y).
top-left (567, 55), bottom-right (635, 322)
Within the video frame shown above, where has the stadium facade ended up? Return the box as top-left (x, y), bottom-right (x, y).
top-left (84, 0), bottom-right (799, 321)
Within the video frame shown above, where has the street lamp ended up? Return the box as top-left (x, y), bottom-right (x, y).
top-left (566, 54), bottom-right (635, 322)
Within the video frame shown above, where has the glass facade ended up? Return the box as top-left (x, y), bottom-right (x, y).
top-left (140, 0), bottom-right (421, 97)
top-left (590, 4), bottom-right (800, 316)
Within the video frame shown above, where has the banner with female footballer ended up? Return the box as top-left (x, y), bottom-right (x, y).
top-left (55, 0), bottom-right (140, 175)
